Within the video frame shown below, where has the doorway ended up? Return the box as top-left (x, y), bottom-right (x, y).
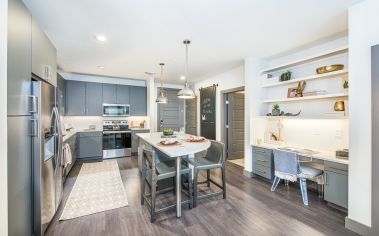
top-left (223, 88), bottom-right (245, 167)
top-left (157, 88), bottom-right (185, 132)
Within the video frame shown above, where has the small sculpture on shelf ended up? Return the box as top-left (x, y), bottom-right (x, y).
top-left (343, 80), bottom-right (349, 89)
top-left (266, 110), bottom-right (301, 117)
top-left (295, 81), bottom-right (306, 97)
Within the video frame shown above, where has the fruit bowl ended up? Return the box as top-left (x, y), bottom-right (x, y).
top-left (163, 129), bottom-right (174, 136)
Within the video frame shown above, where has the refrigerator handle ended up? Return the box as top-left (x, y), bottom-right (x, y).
top-left (30, 118), bottom-right (38, 137)
top-left (29, 95), bottom-right (38, 113)
top-left (53, 107), bottom-right (64, 167)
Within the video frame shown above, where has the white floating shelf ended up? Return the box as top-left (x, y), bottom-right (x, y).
top-left (261, 69), bottom-right (348, 88)
top-left (260, 46), bottom-right (348, 74)
top-left (262, 92), bottom-right (349, 103)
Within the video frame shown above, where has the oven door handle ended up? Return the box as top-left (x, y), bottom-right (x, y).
top-left (103, 131), bottom-right (132, 134)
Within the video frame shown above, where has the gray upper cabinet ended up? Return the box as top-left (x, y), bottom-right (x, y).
top-left (66, 80), bottom-right (86, 116)
top-left (85, 82), bottom-right (103, 116)
top-left (31, 18), bottom-right (57, 87)
top-left (7, 0), bottom-right (31, 116)
top-left (116, 85), bottom-right (130, 104)
top-left (130, 86), bottom-right (147, 116)
top-left (103, 83), bottom-right (117, 104)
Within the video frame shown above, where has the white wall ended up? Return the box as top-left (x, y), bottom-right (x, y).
top-left (0, 0), bottom-right (8, 234)
top-left (244, 58), bottom-right (264, 172)
top-left (193, 65), bottom-right (245, 140)
top-left (348, 0), bottom-right (379, 228)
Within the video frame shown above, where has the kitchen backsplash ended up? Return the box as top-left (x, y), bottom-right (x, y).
top-left (62, 116), bottom-right (150, 131)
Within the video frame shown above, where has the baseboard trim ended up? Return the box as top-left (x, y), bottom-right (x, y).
top-left (345, 217), bottom-right (371, 235)
top-left (243, 169), bottom-right (253, 178)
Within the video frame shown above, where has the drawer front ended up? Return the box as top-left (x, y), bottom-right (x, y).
top-left (79, 131), bottom-right (103, 138)
top-left (253, 146), bottom-right (272, 156)
top-left (253, 152), bottom-right (272, 168)
top-left (325, 161), bottom-right (348, 174)
top-left (253, 163), bottom-right (272, 180)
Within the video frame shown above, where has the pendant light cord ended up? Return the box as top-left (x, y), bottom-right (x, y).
top-left (159, 63), bottom-right (164, 92)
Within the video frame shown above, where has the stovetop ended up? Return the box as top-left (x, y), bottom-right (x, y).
top-left (103, 120), bottom-right (130, 131)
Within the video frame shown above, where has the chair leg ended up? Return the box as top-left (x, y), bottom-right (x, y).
top-left (193, 168), bottom-right (198, 208)
top-left (299, 178), bottom-right (308, 206)
top-left (271, 176), bottom-right (281, 192)
top-left (221, 167), bottom-right (226, 199)
top-left (188, 172), bottom-right (193, 209)
top-left (140, 163), bottom-right (146, 205)
top-left (206, 169), bottom-right (211, 187)
top-left (150, 173), bottom-right (157, 222)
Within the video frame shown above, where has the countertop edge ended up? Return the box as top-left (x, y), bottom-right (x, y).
top-left (251, 144), bottom-right (349, 165)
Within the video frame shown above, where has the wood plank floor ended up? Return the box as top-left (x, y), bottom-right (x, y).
top-left (45, 156), bottom-right (357, 236)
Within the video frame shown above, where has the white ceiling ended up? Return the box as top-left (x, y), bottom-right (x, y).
top-left (23, 0), bottom-right (359, 83)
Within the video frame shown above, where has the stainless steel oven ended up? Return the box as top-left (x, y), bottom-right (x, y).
top-left (102, 121), bottom-right (132, 159)
top-left (103, 103), bottom-right (130, 117)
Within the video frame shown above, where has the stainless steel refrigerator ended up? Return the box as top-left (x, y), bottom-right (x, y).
top-left (31, 80), bottom-right (64, 236)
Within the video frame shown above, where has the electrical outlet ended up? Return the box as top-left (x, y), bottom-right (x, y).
top-left (312, 129), bottom-right (320, 136)
top-left (335, 130), bottom-right (343, 138)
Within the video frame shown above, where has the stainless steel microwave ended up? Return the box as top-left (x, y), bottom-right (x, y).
top-left (103, 104), bottom-right (130, 116)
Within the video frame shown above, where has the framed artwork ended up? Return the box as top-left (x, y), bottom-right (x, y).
top-left (287, 87), bottom-right (297, 98)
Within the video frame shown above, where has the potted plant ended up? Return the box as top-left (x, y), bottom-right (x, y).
top-left (272, 104), bottom-right (280, 116)
top-left (280, 71), bottom-right (292, 82)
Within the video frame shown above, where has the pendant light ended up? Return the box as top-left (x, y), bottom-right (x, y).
top-left (156, 63), bottom-right (168, 104)
top-left (177, 39), bottom-right (195, 99)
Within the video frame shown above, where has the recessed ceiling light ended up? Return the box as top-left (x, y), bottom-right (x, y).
top-left (180, 76), bottom-right (186, 80)
top-left (95, 35), bottom-right (107, 42)
top-left (97, 66), bottom-right (105, 69)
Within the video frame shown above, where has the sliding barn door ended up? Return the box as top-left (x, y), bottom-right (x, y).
top-left (200, 85), bottom-right (216, 140)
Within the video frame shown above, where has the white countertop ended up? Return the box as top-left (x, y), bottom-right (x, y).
top-left (130, 127), bottom-right (150, 131)
top-left (137, 132), bottom-right (210, 158)
top-left (252, 143), bottom-right (349, 165)
top-left (62, 129), bottom-right (102, 142)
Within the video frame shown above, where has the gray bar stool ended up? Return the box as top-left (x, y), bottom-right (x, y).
top-left (140, 147), bottom-right (193, 222)
top-left (184, 140), bottom-right (226, 207)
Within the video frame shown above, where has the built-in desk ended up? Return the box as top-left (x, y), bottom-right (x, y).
top-left (251, 144), bottom-right (348, 209)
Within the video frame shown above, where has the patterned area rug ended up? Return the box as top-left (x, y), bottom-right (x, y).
top-left (60, 160), bottom-right (128, 220)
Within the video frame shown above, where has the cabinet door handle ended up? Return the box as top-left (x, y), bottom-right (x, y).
top-left (256, 150), bottom-right (266, 154)
top-left (329, 167), bottom-right (346, 172)
top-left (256, 170), bottom-right (266, 174)
top-left (257, 159), bottom-right (266, 162)
top-left (325, 172), bottom-right (328, 186)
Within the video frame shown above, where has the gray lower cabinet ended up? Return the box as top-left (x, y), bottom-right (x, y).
top-left (85, 82), bottom-right (103, 115)
top-left (252, 146), bottom-right (274, 181)
top-left (130, 86), bottom-right (147, 116)
top-left (103, 83), bottom-right (117, 104)
top-left (116, 85), bottom-right (130, 104)
top-left (64, 134), bottom-right (77, 177)
top-left (132, 129), bottom-right (150, 153)
top-left (66, 80), bottom-right (86, 115)
top-left (78, 132), bottom-right (103, 159)
top-left (324, 161), bottom-right (348, 208)
top-left (31, 17), bottom-right (57, 86)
